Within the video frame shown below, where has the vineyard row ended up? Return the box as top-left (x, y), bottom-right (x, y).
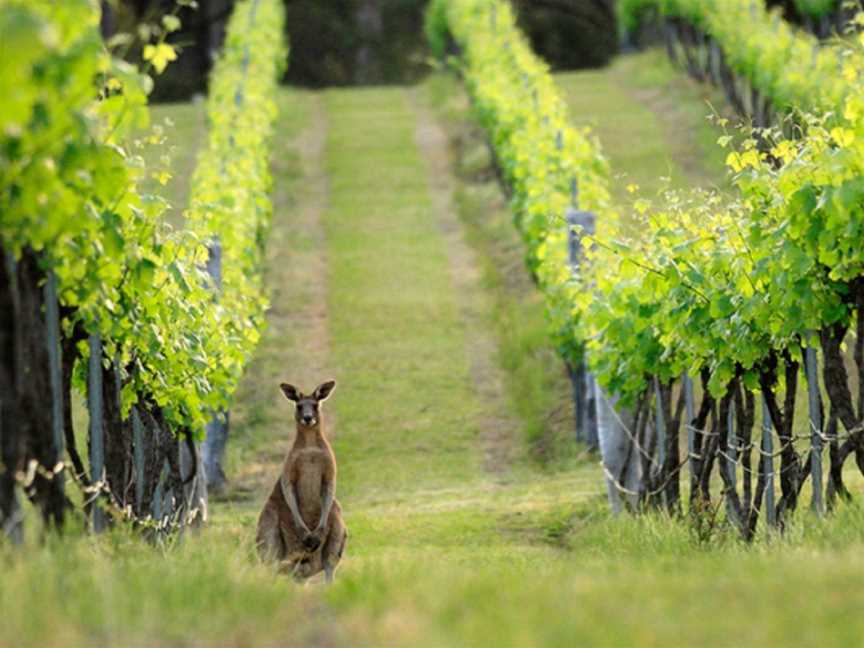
top-left (429, 0), bottom-right (864, 538)
top-left (620, 0), bottom-right (862, 122)
top-left (0, 0), bottom-right (285, 539)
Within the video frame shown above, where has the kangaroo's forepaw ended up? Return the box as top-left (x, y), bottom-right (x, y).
top-left (302, 531), bottom-right (321, 551)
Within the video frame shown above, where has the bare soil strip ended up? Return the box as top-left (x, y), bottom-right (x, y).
top-left (269, 94), bottom-right (336, 403)
top-left (409, 90), bottom-right (519, 475)
top-left (228, 92), bottom-right (335, 498)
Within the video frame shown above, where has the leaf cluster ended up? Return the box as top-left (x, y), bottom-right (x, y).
top-left (434, 0), bottom-right (864, 408)
top-left (437, 0), bottom-right (616, 366)
top-left (621, 0), bottom-right (861, 114)
top-left (0, 0), bottom-right (286, 434)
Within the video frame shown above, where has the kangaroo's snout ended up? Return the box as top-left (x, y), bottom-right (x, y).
top-left (296, 399), bottom-right (319, 427)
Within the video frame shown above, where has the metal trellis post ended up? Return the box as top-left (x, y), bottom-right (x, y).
top-left (725, 398), bottom-right (737, 522)
top-left (202, 239), bottom-right (228, 495)
top-left (805, 334), bottom-right (824, 515)
top-left (44, 270), bottom-right (64, 484)
top-left (683, 373), bottom-right (695, 495)
top-left (761, 396), bottom-right (776, 527)
top-left (87, 331), bottom-right (105, 532)
top-left (132, 406), bottom-right (145, 512)
top-left (654, 377), bottom-right (667, 507)
top-left (564, 170), bottom-right (598, 450)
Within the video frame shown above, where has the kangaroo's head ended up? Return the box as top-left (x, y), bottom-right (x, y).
top-left (280, 380), bottom-right (336, 428)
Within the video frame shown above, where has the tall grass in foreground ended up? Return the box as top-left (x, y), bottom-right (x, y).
top-left (3, 503), bottom-right (864, 646)
top-left (0, 526), bottom-right (302, 647)
top-left (330, 504), bottom-right (864, 646)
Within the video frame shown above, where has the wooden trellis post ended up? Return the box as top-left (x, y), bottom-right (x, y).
top-left (0, 374), bottom-right (23, 543)
top-left (595, 383), bottom-right (640, 514)
top-left (708, 39), bottom-right (722, 85)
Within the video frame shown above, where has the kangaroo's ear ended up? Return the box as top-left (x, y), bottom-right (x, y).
top-left (313, 380), bottom-right (336, 402)
top-left (280, 383), bottom-right (300, 402)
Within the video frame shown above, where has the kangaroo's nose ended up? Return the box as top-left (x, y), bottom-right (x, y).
top-left (303, 415), bottom-right (315, 425)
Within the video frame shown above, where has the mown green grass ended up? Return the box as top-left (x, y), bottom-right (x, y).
top-left (557, 49), bottom-right (730, 205)
top-left (424, 72), bottom-right (583, 466)
top-left (4, 53), bottom-right (864, 648)
top-left (322, 87), bottom-right (486, 498)
top-left (316, 84), bottom-right (599, 573)
top-left (328, 534), bottom-right (864, 647)
top-left (0, 527), bottom-right (307, 647)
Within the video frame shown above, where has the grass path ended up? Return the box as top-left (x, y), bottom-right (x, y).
top-left (218, 52), bottom-right (739, 594)
top-left (411, 89), bottom-right (519, 474)
top-left (221, 83), bottom-right (601, 576)
top-left (322, 86), bottom-right (486, 499)
top-left (556, 50), bottom-right (729, 204)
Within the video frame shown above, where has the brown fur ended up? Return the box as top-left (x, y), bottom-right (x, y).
top-left (256, 381), bottom-right (347, 582)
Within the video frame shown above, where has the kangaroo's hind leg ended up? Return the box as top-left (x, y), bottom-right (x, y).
top-left (322, 503), bottom-right (348, 583)
top-left (256, 504), bottom-right (286, 563)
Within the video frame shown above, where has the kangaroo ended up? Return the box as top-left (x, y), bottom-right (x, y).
top-left (256, 380), bottom-right (347, 582)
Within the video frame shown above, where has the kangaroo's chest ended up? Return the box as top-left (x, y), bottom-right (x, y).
top-left (293, 448), bottom-right (327, 513)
